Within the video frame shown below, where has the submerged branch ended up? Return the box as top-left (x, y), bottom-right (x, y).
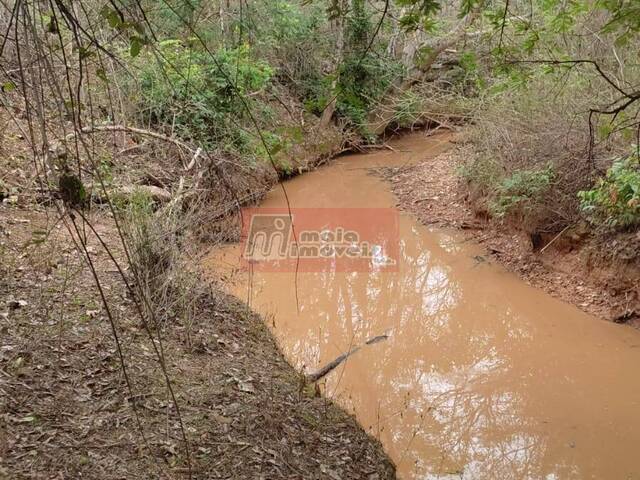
top-left (306, 334), bottom-right (389, 383)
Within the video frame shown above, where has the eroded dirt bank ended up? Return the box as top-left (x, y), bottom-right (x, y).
top-left (382, 132), bottom-right (640, 325)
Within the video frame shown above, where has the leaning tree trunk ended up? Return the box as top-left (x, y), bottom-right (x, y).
top-left (320, 0), bottom-right (347, 128)
top-left (368, 8), bottom-right (482, 135)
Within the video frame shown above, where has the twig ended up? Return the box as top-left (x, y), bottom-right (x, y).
top-left (540, 225), bottom-right (571, 254)
top-left (507, 59), bottom-right (631, 97)
top-left (185, 147), bottom-right (201, 171)
top-left (61, 124), bottom-right (197, 159)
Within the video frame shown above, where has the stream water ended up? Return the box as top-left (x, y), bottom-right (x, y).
top-left (206, 133), bottom-right (640, 479)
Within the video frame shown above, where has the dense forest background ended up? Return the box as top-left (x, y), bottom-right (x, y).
top-left (1, 0), bottom-right (639, 232)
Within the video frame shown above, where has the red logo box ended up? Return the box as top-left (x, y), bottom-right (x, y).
top-left (240, 207), bottom-right (399, 272)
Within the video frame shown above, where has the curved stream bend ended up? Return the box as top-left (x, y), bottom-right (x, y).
top-left (207, 133), bottom-right (640, 480)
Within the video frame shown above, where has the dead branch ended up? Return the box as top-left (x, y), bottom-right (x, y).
top-left (306, 334), bottom-right (389, 383)
top-left (61, 124), bottom-right (200, 169)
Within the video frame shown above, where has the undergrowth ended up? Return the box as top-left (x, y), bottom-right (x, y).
top-left (579, 152), bottom-right (640, 230)
top-left (134, 40), bottom-right (274, 153)
top-left (491, 167), bottom-right (555, 221)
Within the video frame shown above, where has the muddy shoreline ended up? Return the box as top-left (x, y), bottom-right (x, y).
top-left (381, 132), bottom-right (640, 326)
top-left (0, 204), bottom-right (396, 479)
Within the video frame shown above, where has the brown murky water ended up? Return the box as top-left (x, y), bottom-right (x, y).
top-left (207, 134), bottom-right (640, 479)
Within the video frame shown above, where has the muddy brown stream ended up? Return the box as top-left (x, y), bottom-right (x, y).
top-left (206, 133), bottom-right (640, 479)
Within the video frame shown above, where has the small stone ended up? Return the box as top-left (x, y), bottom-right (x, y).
top-left (238, 381), bottom-right (255, 393)
top-left (8, 299), bottom-right (27, 310)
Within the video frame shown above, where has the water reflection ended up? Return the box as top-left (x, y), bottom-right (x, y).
top-left (207, 134), bottom-right (640, 480)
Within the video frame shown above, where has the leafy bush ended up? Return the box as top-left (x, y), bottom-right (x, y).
top-left (257, 1), bottom-right (329, 112)
top-left (333, 0), bottom-right (403, 136)
top-left (465, 63), bottom-right (622, 231)
top-left (458, 158), bottom-right (557, 226)
top-left (135, 40), bottom-right (273, 149)
top-left (578, 153), bottom-right (640, 229)
top-left (457, 156), bottom-right (504, 198)
top-left (336, 50), bottom-right (402, 137)
top-left (491, 167), bottom-right (555, 218)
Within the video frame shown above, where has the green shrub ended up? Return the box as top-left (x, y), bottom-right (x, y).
top-left (578, 153), bottom-right (640, 229)
top-left (457, 156), bottom-right (504, 197)
top-left (134, 40), bottom-right (273, 149)
top-left (257, 1), bottom-right (329, 112)
top-left (459, 159), bottom-right (556, 220)
top-left (491, 166), bottom-right (555, 218)
top-left (332, 0), bottom-right (403, 135)
top-left (111, 186), bottom-right (154, 213)
top-left (336, 52), bottom-right (402, 136)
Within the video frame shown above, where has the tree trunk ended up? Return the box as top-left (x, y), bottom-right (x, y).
top-left (320, 0), bottom-right (347, 128)
top-left (368, 8), bottom-right (482, 135)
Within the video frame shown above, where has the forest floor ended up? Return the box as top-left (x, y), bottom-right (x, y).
top-left (0, 107), bottom-right (394, 478)
top-left (380, 131), bottom-right (640, 327)
top-left (0, 203), bottom-right (395, 480)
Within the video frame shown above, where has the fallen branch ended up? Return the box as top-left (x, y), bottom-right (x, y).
top-left (185, 147), bottom-right (202, 171)
top-left (306, 334), bottom-right (389, 383)
top-left (60, 124), bottom-right (199, 169)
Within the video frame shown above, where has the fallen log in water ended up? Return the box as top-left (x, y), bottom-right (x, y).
top-left (306, 334), bottom-right (389, 383)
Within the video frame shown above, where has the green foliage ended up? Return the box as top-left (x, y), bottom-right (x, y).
top-left (491, 167), bottom-right (555, 218)
top-left (396, 0), bottom-right (442, 31)
top-left (99, 5), bottom-right (150, 57)
top-left (457, 156), bottom-right (504, 197)
top-left (459, 51), bottom-right (478, 74)
top-left (249, 130), bottom-right (292, 171)
top-left (259, 1), bottom-right (328, 112)
top-left (266, 1), bottom-right (324, 43)
top-left (120, 188), bottom-right (174, 286)
top-left (333, 0), bottom-right (403, 135)
top-left (456, 158), bottom-right (557, 223)
top-left (116, 187), bottom-right (154, 215)
top-left (58, 173), bottom-right (87, 209)
top-left (274, 0), bottom-right (401, 133)
top-left (457, 50), bottom-right (486, 91)
top-left (579, 152), bottom-right (640, 229)
top-left (599, 0), bottom-right (640, 38)
top-left (137, 0), bottom-right (205, 40)
top-left (134, 40), bottom-right (273, 149)
top-left (336, 53), bottom-right (400, 136)
top-left (96, 157), bottom-right (114, 185)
